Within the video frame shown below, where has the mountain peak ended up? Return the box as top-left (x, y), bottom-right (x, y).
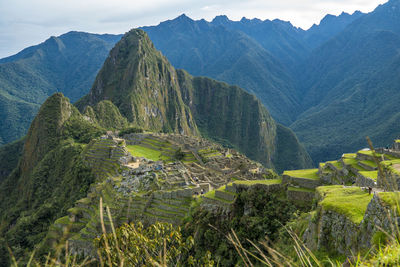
top-left (175, 13), bottom-right (193, 22)
top-left (78, 29), bottom-right (197, 135)
top-left (20, 93), bottom-right (73, 174)
top-left (211, 15), bottom-right (230, 25)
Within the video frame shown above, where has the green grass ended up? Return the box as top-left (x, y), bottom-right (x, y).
top-left (343, 158), bottom-right (358, 165)
top-left (317, 185), bottom-right (373, 224)
top-left (233, 179), bottom-right (282, 186)
top-left (382, 159), bottom-right (400, 175)
top-left (202, 189), bottom-right (234, 204)
top-left (283, 169), bottom-right (319, 180)
top-left (378, 192), bottom-right (400, 213)
top-left (358, 150), bottom-right (382, 157)
top-left (359, 160), bottom-right (377, 168)
top-left (383, 154), bottom-right (400, 160)
top-left (350, 163), bottom-right (367, 171)
top-left (358, 171), bottom-right (378, 181)
top-left (288, 186), bottom-right (315, 193)
top-left (126, 145), bottom-right (169, 161)
top-left (327, 160), bottom-right (343, 170)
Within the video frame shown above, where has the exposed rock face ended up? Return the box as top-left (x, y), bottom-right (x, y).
top-left (361, 194), bottom-right (399, 247)
top-left (304, 191), bottom-right (399, 256)
top-left (304, 209), bottom-right (360, 255)
top-left (77, 29), bottom-right (197, 136)
top-left (77, 29), bottom-right (312, 172)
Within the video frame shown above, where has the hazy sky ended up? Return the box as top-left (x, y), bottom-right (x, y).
top-left (0, 0), bottom-right (387, 58)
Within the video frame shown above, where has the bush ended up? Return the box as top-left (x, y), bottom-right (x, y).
top-left (118, 127), bottom-right (143, 136)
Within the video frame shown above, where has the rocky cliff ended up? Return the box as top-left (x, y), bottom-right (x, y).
top-left (77, 29), bottom-right (312, 172)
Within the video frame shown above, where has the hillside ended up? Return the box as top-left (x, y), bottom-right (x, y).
top-left (77, 29), bottom-right (311, 172)
top-left (141, 15), bottom-right (301, 125)
top-left (292, 0), bottom-right (400, 162)
top-left (0, 31), bottom-right (121, 145)
top-left (0, 93), bottom-right (103, 264)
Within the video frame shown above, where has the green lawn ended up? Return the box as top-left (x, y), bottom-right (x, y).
top-left (358, 171), bottom-right (378, 181)
top-left (317, 185), bottom-right (373, 224)
top-left (233, 179), bottom-right (282, 186)
top-left (283, 169), bottom-right (319, 180)
top-left (126, 145), bottom-right (169, 161)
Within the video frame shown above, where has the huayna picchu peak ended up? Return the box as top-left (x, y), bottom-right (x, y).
top-left (77, 29), bottom-right (312, 172)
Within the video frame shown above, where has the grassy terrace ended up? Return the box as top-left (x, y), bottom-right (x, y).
top-left (203, 188), bottom-right (233, 204)
top-left (327, 160), bottom-right (343, 170)
top-left (233, 179), bottom-right (282, 186)
top-left (359, 160), bottom-right (377, 168)
top-left (317, 185), bottom-right (373, 224)
top-left (359, 171), bottom-right (378, 181)
top-left (288, 186), bottom-right (315, 193)
top-left (126, 145), bottom-right (170, 161)
top-left (283, 169), bottom-right (319, 180)
top-left (342, 153), bottom-right (356, 158)
top-left (358, 150), bottom-right (382, 157)
top-left (381, 159), bottom-right (400, 175)
top-left (343, 158), bottom-right (358, 165)
top-left (378, 192), bottom-right (400, 213)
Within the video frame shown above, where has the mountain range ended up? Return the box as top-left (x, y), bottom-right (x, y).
top-left (0, 29), bottom-right (311, 263)
top-left (0, 32), bottom-right (121, 146)
top-left (1, 0), bottom-right (400, 165)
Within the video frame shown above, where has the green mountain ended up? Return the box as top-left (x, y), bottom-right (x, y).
top-left (0, 93), bottom-right (103, 264)
top-left (141, 15), bottom-right (301, 125)
top-left (77, 29), bottom-right (312, 172)
top-left (0, 31), bottom-right (121, 146)
top-left (292, 0), bottom-right (400, 162)
top-left (303, 11), bottom-right (364, 49)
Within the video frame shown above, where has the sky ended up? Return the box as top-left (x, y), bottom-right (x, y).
top-left (0, 0), bottom-right (388, 59)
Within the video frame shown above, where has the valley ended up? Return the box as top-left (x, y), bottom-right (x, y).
top-left (1, 0), bottom-right (400, 265)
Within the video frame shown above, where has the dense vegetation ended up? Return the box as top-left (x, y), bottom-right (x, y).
top-left (0, 94), bottom-right (103, 264)
top-left (141, 2), bottom-right (400, 164)
top-left (0, 31), bottom-right (121, 145)
top-left (182, 187), bottom-right (298, 265)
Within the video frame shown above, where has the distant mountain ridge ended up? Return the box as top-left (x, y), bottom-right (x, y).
top-left (0, 31), bottom-right (121, 145)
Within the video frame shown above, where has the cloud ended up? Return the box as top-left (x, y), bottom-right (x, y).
top-left (0, 0), bottom-right (388, 58)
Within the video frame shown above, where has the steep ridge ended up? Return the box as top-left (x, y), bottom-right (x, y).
top-left (0, 93), bottom-right (103, 263)
top-left (77, 30), bottom-right (197, 136)
top-left (303, 11), bottom-right (364, 49)
top-left (0, 32), bottom-right (121, 145)
top-left (77, 29), bottom-right (312, 172)
top-left (141, 15), bottom-right (300, 124)
top-left (292, 0), bottom-right (400, 162)
top-left (210, 15), bottom-right (308, 71)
